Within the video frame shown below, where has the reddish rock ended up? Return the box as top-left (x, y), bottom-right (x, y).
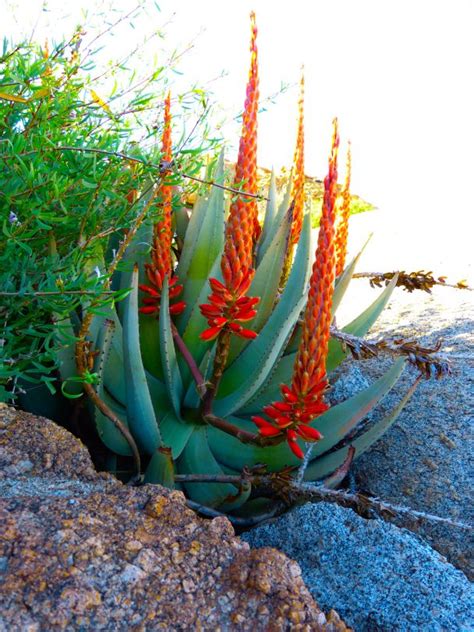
top-left (0, 407), bottom-right (350, 631)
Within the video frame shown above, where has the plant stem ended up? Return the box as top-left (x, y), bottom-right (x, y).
top-left (171, 323), bottom-right (207, 397)
top-left (202, 412), bottom-right (284, 447)
top-left (201, 330), bottom-right (231, 416)
top-left (44, 145), bottom-right (268, 201)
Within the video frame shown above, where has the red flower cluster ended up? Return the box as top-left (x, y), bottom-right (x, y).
top-left (139, 273), bottom-right (185, 316)
top-left (252, 383), bottom-right (327, 458)
top-left (199, 270), bottom-right (259, 341)
top-left (138, 92), bottom-right (185, 317)
top-left (252, 119), bottom-right (340, 459)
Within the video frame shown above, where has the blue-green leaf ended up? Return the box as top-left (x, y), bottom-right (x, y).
top-left (159, 277), bottom-right (183, 417)
top-left (303, 375), bottom-right (419, 481)
top-left (178, 427), bottom-right (250, 510)
top-left (175, 150), bottom-right (226, 331)
top-left (123, 266), bottom-right (161, 454)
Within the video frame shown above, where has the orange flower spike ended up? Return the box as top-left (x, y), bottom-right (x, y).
top-left (290, 69), bottom-right (305, 246)
top-left (335, 142), bottom-right (352, 277)
top-left (151, 91), bottom-right (173, 278)
top-left (200, 13), bottom-right (260, 342)
top-left (140, 93), bottom-right (185, 317)
top-left (225, 11), bottom-right (259, 279)
top-left (294, 118), bottom-right (340, 397)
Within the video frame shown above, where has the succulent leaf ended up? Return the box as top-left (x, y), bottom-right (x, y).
top-left (144, 447), bottom-right (176, 487)
top-left (159, 277), bottom-right (184, 417)
top-left (303, 375), bottom-right (419, 480)
top-left (257, 173), bottom-right (293, 264)
top-left (123, 266), bottom-right (162, 453)
top-left (178, 427), bottom-right (250, 509)
top-left (176, 151), bottom-right (226, 330)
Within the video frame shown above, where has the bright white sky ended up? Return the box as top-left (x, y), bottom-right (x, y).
top-left (2, 0), bottom-right (473, 238)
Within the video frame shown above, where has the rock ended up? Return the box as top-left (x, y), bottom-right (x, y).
top-left (327, 364), bottom-right (371, 408)
top-left (0, 408), bottom-right (349, 631)
top-left (0, 405), bottom-right (100, 481)
top-left (350, 289), bottom-right (474, 578)
top-left (242, 502), bottom-right (474, 632)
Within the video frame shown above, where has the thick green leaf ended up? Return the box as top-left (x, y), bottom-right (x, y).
top-left (174, 196), bottom-right (207, 279)
top-left (144, 447), bottom-right (176, 488)
top-left (56, 317), bottom-right (82, 396)
top-left (123, 266), bottom-right (161, 454)
top-left (175, 151), bottom-right (226, 331)
top-left (179, 255), bottom-right (223, 388)
top-left (178, 427), bottom-right (250, 509)
top-left (173, 205), bottom-right (190, 244)
top-left (145, 370), bottom-right (192, 458)
top-left (214, 212), bottom-right (312, 417)
top-left (159, 277), bottom-right (183, 417)
top-left (257, 170), bottom-right (293, 263)
top-left (101, 308), bottom-right (128, 406)
top-left (93, 320), bottom-right (132, 456)
top-left (238, 353), bottom-right (295, 415)
top-left (159, 412), bottom-right (194, 459)
top-left (303, 375), bottom-right (419, 481)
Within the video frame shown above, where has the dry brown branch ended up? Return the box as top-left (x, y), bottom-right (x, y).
top-left (177, 471), bottom-right (473, 531)
top-left (353, 270), bottom-right (473, 292)
top-left (329, 326), bottom-right (451, 378)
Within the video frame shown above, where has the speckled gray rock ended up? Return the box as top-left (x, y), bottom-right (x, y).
top-left (349, 289), bottom-right (474, 578)
top-left (242, 502), bottom-right (474, 632)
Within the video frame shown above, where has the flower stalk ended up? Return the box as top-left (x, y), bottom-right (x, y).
top-left (252, 118), bottom-right (340, 458)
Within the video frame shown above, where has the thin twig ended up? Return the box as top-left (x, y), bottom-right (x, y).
top-left (295, 482), bottom-right (473, 531)
top-left (51, 146), bottom-right (268, 200)
top-left (0, 290), bottom-right (117, 297)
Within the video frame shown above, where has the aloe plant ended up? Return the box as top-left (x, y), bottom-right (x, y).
top-left (69, 12), bottom-right (419, 517)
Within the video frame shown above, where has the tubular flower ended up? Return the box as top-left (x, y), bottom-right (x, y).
top-left (290, 69), bottom-right (305, 246)
top-left (335, 142), bottom-right (352, 277)
top-left (139, 92), bottom-right (185, 317)
top-left (200, 13), bottom-right (260, 341)
top-left (252, 119), bottom-right (340, 458)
